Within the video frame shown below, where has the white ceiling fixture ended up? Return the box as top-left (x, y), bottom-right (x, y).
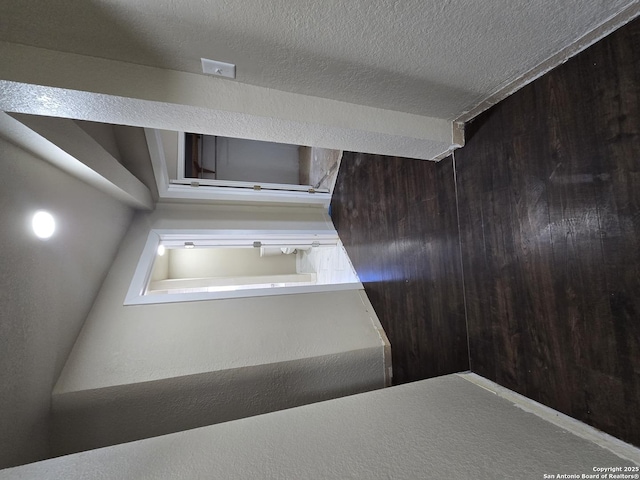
top-left (32, 210), bottom-right (56, 239)
top-left (201, 58), bottom-right (236, 79)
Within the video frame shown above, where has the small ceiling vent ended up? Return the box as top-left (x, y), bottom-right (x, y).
top-left (201, 58), bottom-right (236, 79)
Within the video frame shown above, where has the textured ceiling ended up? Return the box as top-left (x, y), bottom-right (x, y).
top-left (0, 0), bottom-right (636, 119)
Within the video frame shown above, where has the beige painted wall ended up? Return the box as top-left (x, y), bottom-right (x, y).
top-left (54, 202), bottom-right (376, 392)
top-left (215, 137), bottom-right (300, 184)
top-left (5, 375), bottom-right (638, 479)
top-left (150, 251), bottom-right (169, 281)
top-left (167, 247), bottom-right (296, 279)
top-left (51, 203), bottom-right (387, 455)
top-left (160, 129), bottom-right (178, 181)
top-left (112, 125), bottom-right (159, 201)
top-left (73, 120), bottom-right (122, 162)
top-left (0, 138), bottom-right (133, 469)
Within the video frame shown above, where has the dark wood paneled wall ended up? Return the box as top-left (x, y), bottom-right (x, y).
top-left (455, 18), bottom-right (640, 446)
top-left (331, 154), bottom-right (468, 384)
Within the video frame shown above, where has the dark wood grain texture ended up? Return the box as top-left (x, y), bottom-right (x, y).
top-left (455, 18), bottom-right (640, 446)
top-left (331, 154), bottom-right (468, 384)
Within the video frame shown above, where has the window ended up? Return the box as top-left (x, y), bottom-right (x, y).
top-left (124, 229), bottom-right (362, 305)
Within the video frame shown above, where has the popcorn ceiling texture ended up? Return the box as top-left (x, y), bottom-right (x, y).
top-left (0, 2), bottom-right (638, 161)
top-left (0, 0), bottom-right (635, 118)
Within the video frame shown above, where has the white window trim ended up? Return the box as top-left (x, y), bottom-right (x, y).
top-left (124, 229), bottom-right (363, 306)
top-left (146, 129), bottom-right (331, 206)
top-left (175, 132), bottom-right (329, 193)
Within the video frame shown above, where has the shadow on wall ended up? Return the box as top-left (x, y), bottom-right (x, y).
top-left (51, 349), bottom-right (383, 457)
top-left (0, 139), bottom-right (134, 469)
top-left (0, 5), bottom-right (160, 469)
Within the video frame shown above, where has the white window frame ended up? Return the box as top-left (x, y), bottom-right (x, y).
top-left (146, 129), bottom-right (331, 206)
top-left (124, 229), bottom-right (363, 306)
top-left (175, 133), bottom-right (328, 193)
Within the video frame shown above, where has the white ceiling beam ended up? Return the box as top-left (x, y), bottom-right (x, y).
top-left (0, 42), bottom-right (457, 161)
top-left (1, 112), bottom-right (153, 210)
